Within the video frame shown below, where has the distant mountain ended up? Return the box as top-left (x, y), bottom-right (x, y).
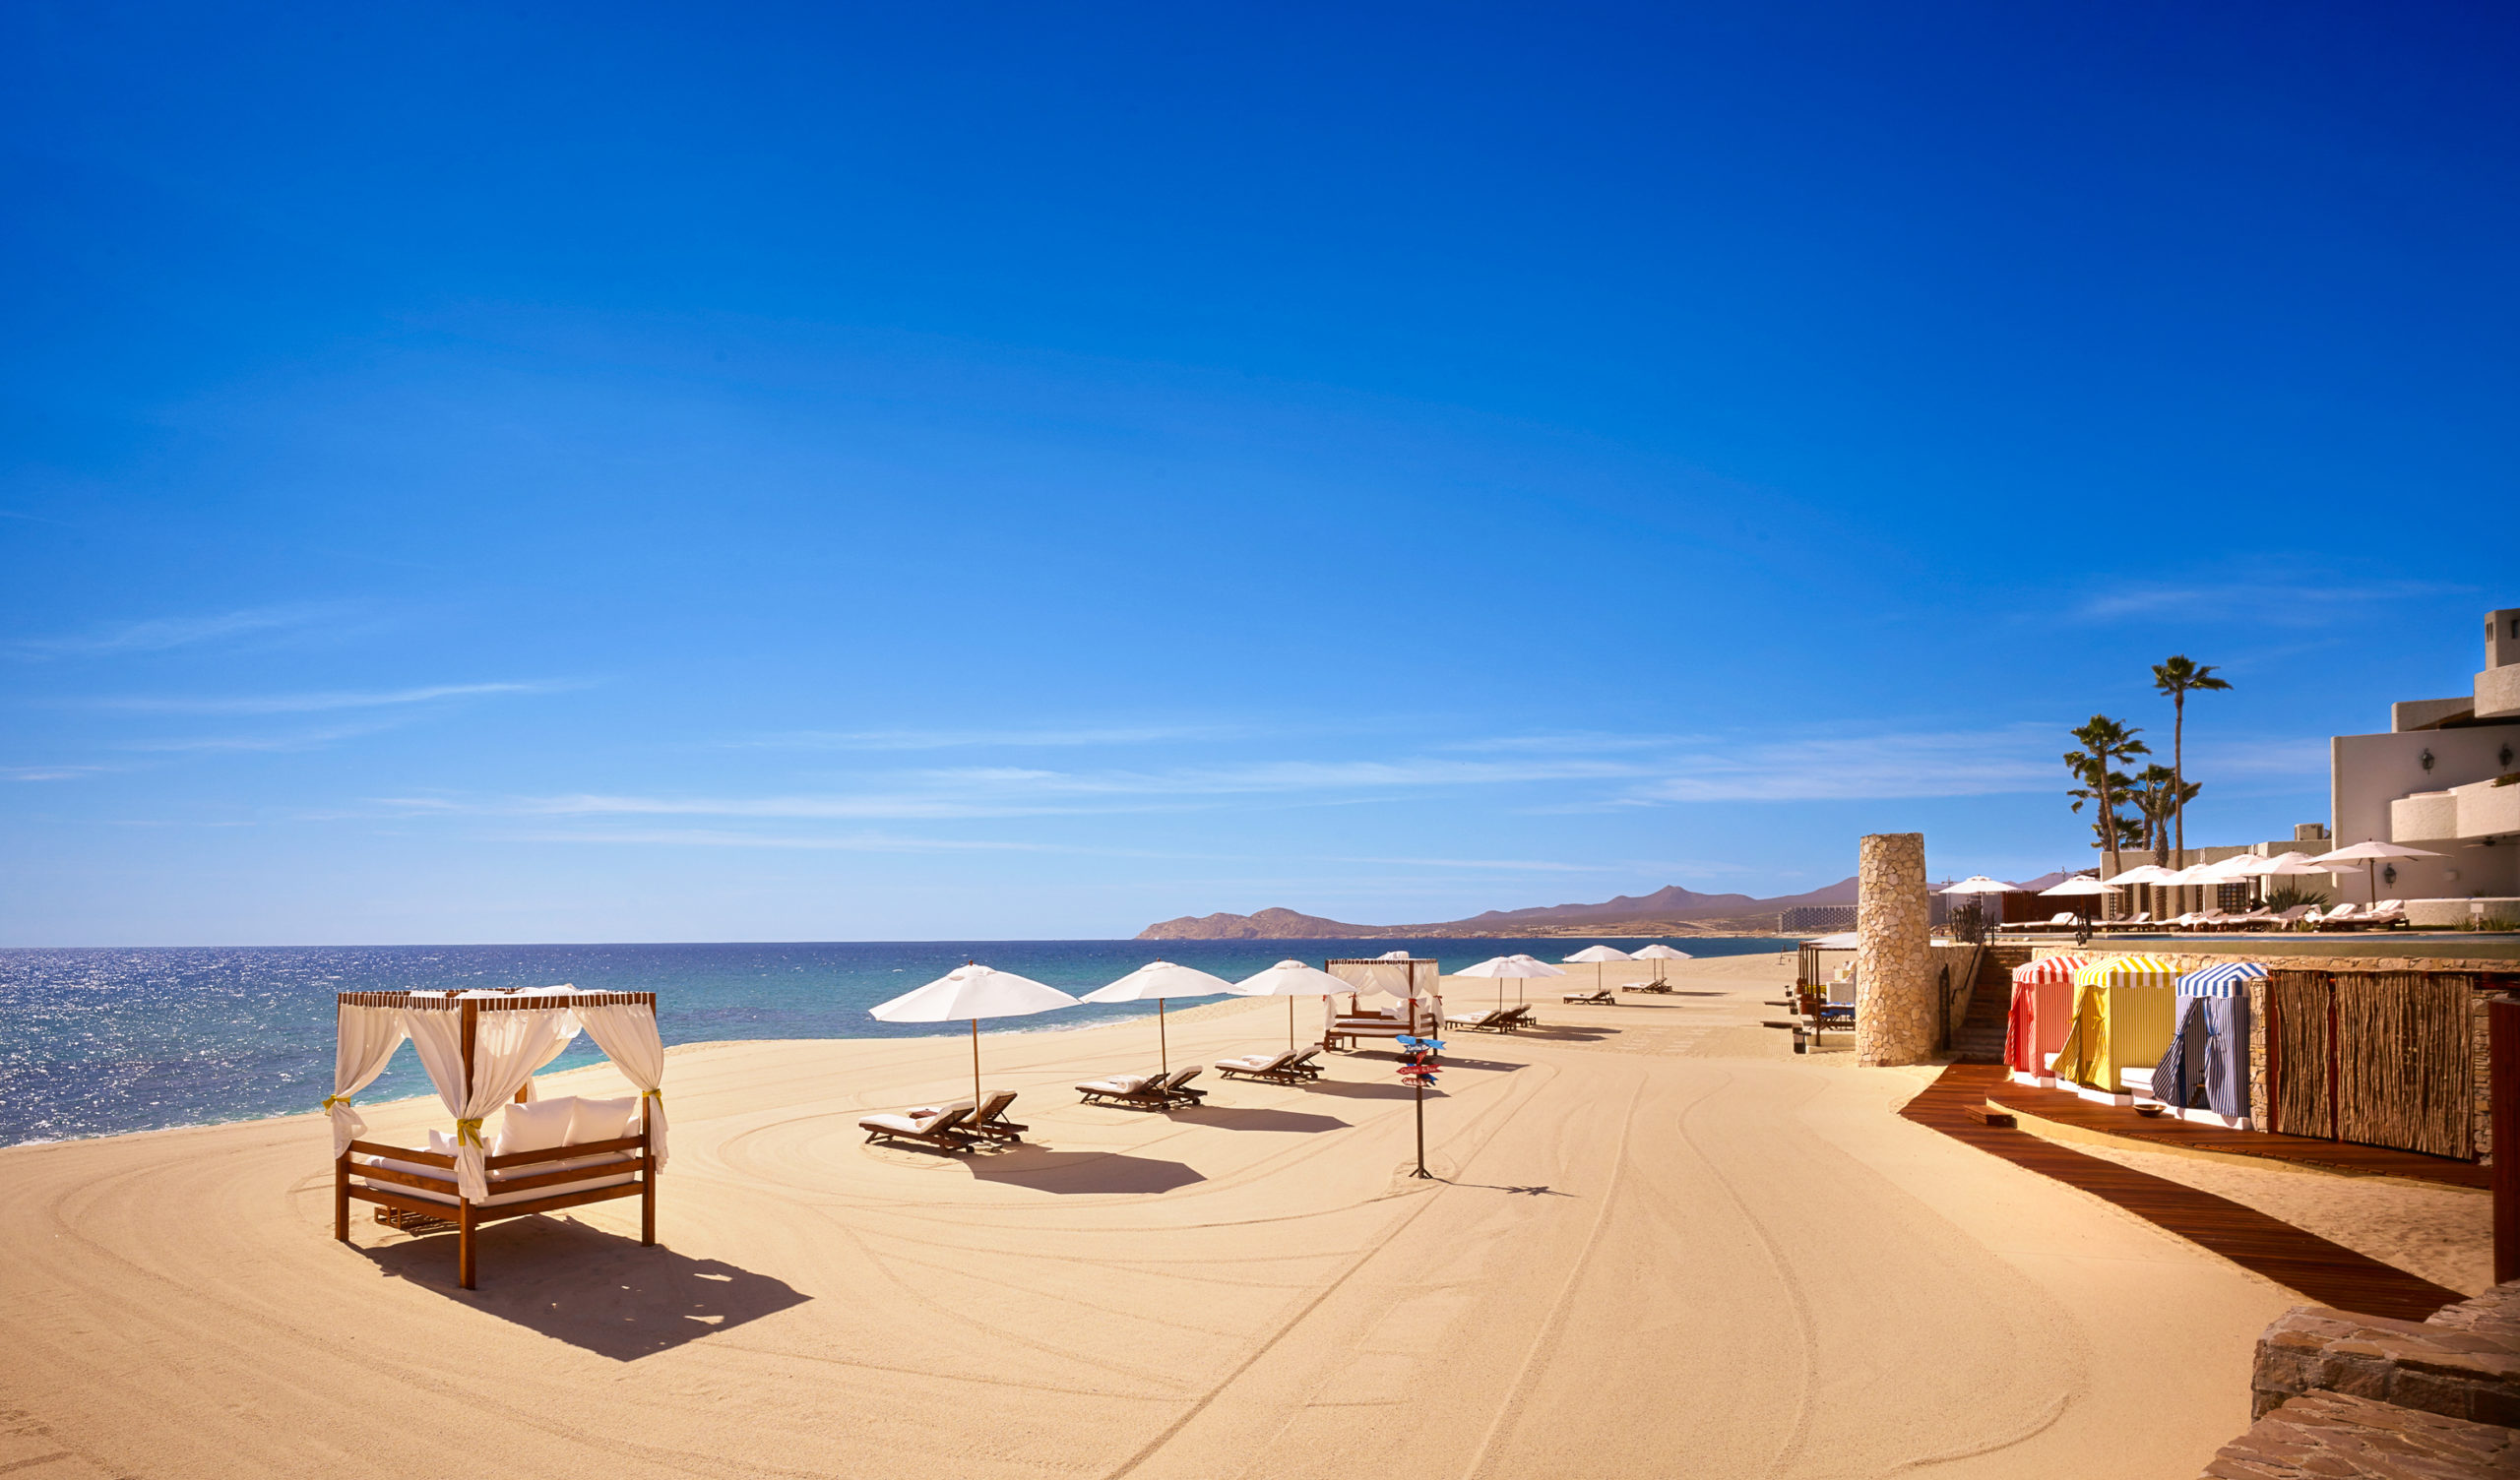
top-left (1136, 878), bottom-right (1867, 940)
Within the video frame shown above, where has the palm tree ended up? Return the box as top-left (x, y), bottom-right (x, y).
top-left (2131, 764), bottom-right (2199, 865)
top-left (2152, 655), bottom-right (2231, 861)
top-left (2065, 715), bottom-right (2149, 880)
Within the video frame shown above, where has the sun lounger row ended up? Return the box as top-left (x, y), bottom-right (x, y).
top-left (1999, 899), bottom-right (2412, 935)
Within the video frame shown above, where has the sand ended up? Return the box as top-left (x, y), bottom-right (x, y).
top-left (0, 953), bottom-right (2316, 1478)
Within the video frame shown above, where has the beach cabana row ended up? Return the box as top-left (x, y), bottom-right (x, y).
top-left (2153, 961), bottom-right (2263, 1124)
top-left (2053, 956), bottom-right (2180, 1098)
top-left (327, 988), bottom-right (667, 1289)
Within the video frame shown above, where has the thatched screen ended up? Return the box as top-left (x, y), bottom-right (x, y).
top-left (2337, 972), bottom-right (2474, 1160)
top-left (2269, 970), bottom-right (2333, 1141)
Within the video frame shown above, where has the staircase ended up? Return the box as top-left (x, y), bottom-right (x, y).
top-left (1950, 945), bottom-right (2029, 1064)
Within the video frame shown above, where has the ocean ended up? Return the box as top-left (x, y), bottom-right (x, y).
top-left (0, 937), bottom-right (1787, 1146)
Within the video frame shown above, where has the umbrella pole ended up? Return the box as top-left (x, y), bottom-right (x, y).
top-left (1289, 996), bottom-right (1295, 1052)
top-left (1159, 999), bottom-right (1168, 1075)
top-left (971, 1019), bottom-right (981, 1112)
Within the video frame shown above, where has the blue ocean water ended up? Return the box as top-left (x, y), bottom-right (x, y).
top-left (0, 938), bottom-right (1787, 1146)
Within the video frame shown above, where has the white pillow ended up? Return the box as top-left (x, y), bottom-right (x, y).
top-left (568, 1095), bottom-right (639, 1146)
top-left (496, 1096), bottom-right (577, 1156)
top-left (427, 1129), bottom-right (456, 1158)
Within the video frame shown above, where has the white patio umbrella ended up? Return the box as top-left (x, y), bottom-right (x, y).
top-left (1632, 942), bottom-right (1692, 987)
top-left (1080, 960), bottom-right (1236, 1075)
top-left (870, 963), bottom-right (1081, 1112)
top-left (1229, 959), bottom-right (1354, 1052)
top-left (2039, 876), bottom-right (2109, 895)
top-left (2311, 840), bottom-right (2440, 904)
top-left (1562, 944), bottom-right (1632, 994)
top-left (2106, 864), bottom-right (2180, 886)
top-left (1456, 954), bottom-right (1564, 1010)
top-left (1938, 876), bottom-right (2020, 894)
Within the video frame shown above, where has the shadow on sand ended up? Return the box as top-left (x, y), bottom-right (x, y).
top-left (359, 1220), bottom-right (809, 1361)
top-left (964, 1147), bottom-right (1205, 1194)
top-left (1182, 1106), bottom-right (1348, 1134)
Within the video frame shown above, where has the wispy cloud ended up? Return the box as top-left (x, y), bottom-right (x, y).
top-left (2, 764), bottom-right (106, 781)
top-left (490, 828), bottom-right (1068, 852)
top-left (2077, 579), bottom-right (2463, 624)
top-left (1626, 726), bottom-right (2062, 802)
top-left (81, 681), bottom-right (567, 715)
top-left (121, 722), bottom-right (404, 754)
top-left (731, 723), bottom-right (1243, 751)
top-left (9, 603), bottom-right (339, 658)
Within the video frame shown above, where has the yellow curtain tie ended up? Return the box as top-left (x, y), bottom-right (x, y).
top-left (321, 1094), bottom-right (354, 1112)
top-left (455, 1117), bottom-right (487, 1148)
top-left (640, 1088), bottom-right (662, 1101)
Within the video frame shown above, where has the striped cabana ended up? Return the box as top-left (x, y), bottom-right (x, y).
top-left (2156, 960), bottom-right (2263, 1120)
top-left (2054, 956), bottom-right (2180, 1091)
top-left (2005, 955), bottom-right (2089, 1076)
top-left (2176, 960), bottom-right (2266, 998)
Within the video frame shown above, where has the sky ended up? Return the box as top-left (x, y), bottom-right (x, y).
top-left (2, 1), bottom-right (2514, 945)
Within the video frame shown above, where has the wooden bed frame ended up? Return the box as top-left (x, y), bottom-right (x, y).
top-left (331, 989), bottom-right (659, 1289)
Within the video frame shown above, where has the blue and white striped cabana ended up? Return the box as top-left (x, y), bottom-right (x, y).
top-left (2175, 961), bottom-right (2266, 998)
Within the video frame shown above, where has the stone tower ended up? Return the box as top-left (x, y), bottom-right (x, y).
top-left (1856, 832), bottom-right (1936, 1067)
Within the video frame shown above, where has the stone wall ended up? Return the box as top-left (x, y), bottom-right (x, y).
top-left (1856, 832), bottom-right (1935, 1067)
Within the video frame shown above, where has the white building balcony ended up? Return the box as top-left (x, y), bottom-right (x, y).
top-left (2392, 776), bottom-right (2520, 842)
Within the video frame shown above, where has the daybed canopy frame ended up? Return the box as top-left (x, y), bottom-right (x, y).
top-left (328, 988), bottom-right (662, 1289)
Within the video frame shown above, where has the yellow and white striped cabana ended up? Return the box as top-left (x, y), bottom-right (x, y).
top-left (2054, 956), bottom-right (2180, 1091)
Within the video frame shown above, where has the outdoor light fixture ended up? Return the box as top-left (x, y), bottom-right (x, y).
top-left (2504, 743), bottom-right (2515, 769)
top-left (2384, 864), bottom-right (2399, 886)
top-left (2422, 749), bottom-right (2435, 771)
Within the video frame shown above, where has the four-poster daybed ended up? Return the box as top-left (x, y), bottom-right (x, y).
top-left (325, 987), bottom-right (667, 1289)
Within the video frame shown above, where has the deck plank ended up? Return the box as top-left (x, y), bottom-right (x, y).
top-left (1902, 1064), bottom-right (2465, 1323)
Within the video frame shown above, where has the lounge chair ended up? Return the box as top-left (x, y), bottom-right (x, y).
top-left (1156, 1066), bottom-right (1207, 1103)
top-left (1444, 1008), bottom-right (1512, 1033)
top-left (1216, 1049), bottom-right (1298, 1081)
top-left (1622, 977), bottom-right (1676, 993)
top-left (2364, 899), bottom-right (2409, 929)
top-left (1499, 1005), bottom-right (1539, 1030)
top-left (861, 1102), bottom-right (977, 1153)
top-left (2266, 904), bottom-right (2315, 930)
top-left (1562, 985), bottom-right (1614, 1004)
top-left (2308, 903), bottom-right (2362, 931)
top-left (963, 1089), bottom-right (1028, 1142)
top-left (1282, 1047), bottom-right (1325, 1080)
top-left (1076, 1069), bottom-right (1174, 1109)
top-left (1997, 911), bottom-right (2080, 934)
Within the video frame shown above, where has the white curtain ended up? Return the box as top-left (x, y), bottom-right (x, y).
top-left (518, 1009), bottom-right (584, 1100)
top-left (577, 1003), bottom-right (668, 1170)
top-left (402, 1006), bottom-right (578, 1202)
top-left (326, 1005), bottom-right (409, 1156)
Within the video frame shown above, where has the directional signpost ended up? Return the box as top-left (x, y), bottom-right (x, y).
top-left (1396, 1034), bottom-right (1444, 1180)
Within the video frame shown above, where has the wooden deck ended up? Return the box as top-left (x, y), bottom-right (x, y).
top-left (1903, 1065), bottom-right (2466, 1322)
top-left (1983, 1075), bottom-right (2490, 1190)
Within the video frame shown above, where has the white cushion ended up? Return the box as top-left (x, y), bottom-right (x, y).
top-left (569, 1094), bottom-right (639, 1146)
top-left (495, 1096), bottom-right (576, 1156)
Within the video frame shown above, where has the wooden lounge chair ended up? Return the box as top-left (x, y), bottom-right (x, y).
top-left (1280, 1047), bottom-right (1325, 1080)
top-left (963, 1089), bottom-right (1028, 1142)
top-left (1997, 911), bottom-right (2080, 934)
top-left (1499, 1005), bottom-right (1539, 1030)
top-left (2309, 903), bottom-right (2364, 931)
top-left (2267, 904), bottom-right (2315, 931)
top-left (860, 1102), bottom-right (977, 1153)
top-left (2364, 899), bottom-right (2410, 929)
top-left (1157, 1066), bottom-right (1207, 1103)
top-left (1444, 1008), bottom-right (1511, 1033)
top-left (1561, 985), bottom-right (1614, 1004)
top-left (1076, 1069), bottom-right (1174, 1109)
top-left (1622, 977), bottom-right (1677, 993)
top-left (1216, 1049), bottom-right (1308, 1083)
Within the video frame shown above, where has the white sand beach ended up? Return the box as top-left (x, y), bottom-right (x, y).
top-left (0, 953), bottom-right (2307, 1479)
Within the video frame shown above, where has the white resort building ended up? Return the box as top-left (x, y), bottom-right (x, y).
top-left (2092, 605), bottom-right (2519, 926)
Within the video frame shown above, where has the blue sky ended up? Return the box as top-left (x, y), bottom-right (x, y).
top-left (3, 2), bottom-right (2513, 945)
